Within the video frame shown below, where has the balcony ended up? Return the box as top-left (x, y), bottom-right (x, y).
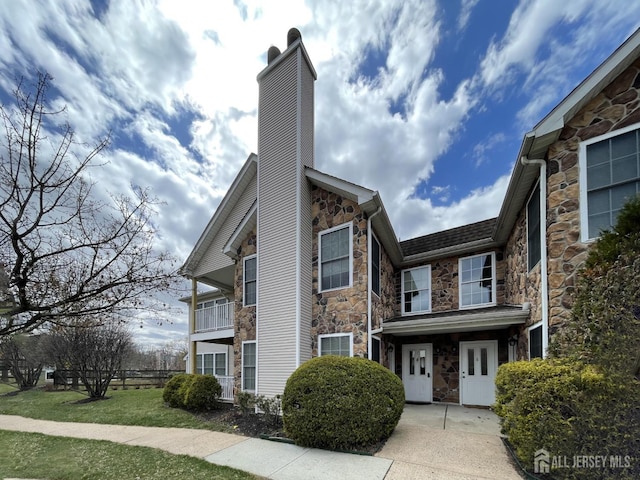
top-left (195, 303), bottom-right (234, 333)
top-left (216, 375), bottom-right (234, 402)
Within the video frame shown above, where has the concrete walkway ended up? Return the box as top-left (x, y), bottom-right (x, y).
top-left (0, 404), bottom-right (521, 480)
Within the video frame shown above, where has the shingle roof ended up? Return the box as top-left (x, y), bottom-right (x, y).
top-left (400, 218), bottom-right (497, 257)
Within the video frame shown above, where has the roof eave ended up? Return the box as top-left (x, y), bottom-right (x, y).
top-left (180, 154), bottom-right (257, 277)
top-left (401, 237), bottom-right (498, 266)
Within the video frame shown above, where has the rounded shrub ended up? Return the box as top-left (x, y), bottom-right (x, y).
top-left (162, 373), bottom-right (190, 408)
top-left (183, 374), bottom-right (222, 411)
top-left (282, 356), bottom-right (404, 451)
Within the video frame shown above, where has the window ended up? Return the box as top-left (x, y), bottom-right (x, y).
top-left (459, 253), bottom-right (496, 308)
top-left (243, 255), bottom-right (256, 306)
top-left (242, 341), bottom-right (256, 391)
top-left (319, 223), bottom-right (352, 291)
top-left (372, 235), bottom-right (380, 296)
top-left (196, 353), bottom-right (226, 376)
top-left (319, 333), bottom-right (352, 357)
top-left (580, 124), bottom-right (640, 240)
top-left (401, 266), bottom-right (431, 314)
top-left (529, 325), bottom-right (543, 359)
top-left (527, 182), bottom-right (541, 270)
top-left (371, 336), bottom-right (381, 363)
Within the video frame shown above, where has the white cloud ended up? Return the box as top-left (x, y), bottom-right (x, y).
top-left (458, 0), bottom-right (480, 32)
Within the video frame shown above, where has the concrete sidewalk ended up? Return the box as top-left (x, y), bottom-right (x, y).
top-left (0, 404), bottom-right (521, 480)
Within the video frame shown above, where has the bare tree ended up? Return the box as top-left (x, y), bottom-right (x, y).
top-left (0, 72), bottom-right (178, 336)
top-left (45, 318), bottom-right (133, 398)
top-left (0, 334), bottom-right (47, 390)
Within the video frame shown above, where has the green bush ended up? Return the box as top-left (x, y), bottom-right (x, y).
top-left (162, 374), bottom-right (222, 411)
top-left (282, 356), bottom-right (404, 451)
top-left (182, 374), bottom-right (222, 411)
top-left (495, 360), bottom-right (640, 479)
top-left (162, 373), bottom-right (190, 408)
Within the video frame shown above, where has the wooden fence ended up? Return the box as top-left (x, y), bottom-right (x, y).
top-left (51, 369), bottom-right (185, 389)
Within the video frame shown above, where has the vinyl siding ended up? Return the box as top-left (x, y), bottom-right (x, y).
top-left (193, 175), bottom-right (257, 278)
top-left (257, 46), bottom-right (314, 396)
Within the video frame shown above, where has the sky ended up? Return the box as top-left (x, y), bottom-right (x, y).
top-left (1, 0), bottom-right (639, 346)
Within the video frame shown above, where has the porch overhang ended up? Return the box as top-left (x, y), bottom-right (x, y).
top-left (382, 306), bottom-right (529, 336)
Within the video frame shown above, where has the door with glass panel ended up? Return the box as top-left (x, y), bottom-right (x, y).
top-left (460, 340), bottom-right (498, 406)
top-left (402, 343), bottom-right (432, 403)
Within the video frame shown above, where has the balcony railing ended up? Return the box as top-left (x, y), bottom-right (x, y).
top-left (215, 375), bottom-right (234, 401)
top-left (195, 303), bottom-right (234, 332)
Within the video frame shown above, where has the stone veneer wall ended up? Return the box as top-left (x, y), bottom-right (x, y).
top-left (311, 187), bottom-right (369, 357)
top-left (503, 208), bottom-right (542, 359)
top-left (233, 227), bottom-right (257, 396)
top-left (400, 248), bottom-right (506, 314)
top-left (372, 241), bottom-right (396, 365)
top-left (545, 58), bottom-right (640, 334)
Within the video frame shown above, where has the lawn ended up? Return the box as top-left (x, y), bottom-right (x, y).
top-left (0, 430), bottom-right (256, 480)
top-left (0, 386), bottom-right (229, 430)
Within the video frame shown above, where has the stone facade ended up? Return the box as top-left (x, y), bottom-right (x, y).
top-left (311, 187), bottom-right (369, 357)
top-left (545, 58), bottom-right (640, 334)
top-left (400, 248), bottom-right (506, 315)
top-left (233, 227), bottom-right (257, 395)
top-left (503, 205), bottom-right (543, 358)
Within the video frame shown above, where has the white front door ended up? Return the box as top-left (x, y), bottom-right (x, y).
top-left (402, 343), bottom-right (432, 403)
top-left (460, 340), bottom-right (498, 406)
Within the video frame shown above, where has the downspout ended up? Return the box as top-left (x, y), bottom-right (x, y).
top-left (367, 206), bottom-right (382, 359)
top-left (190, 277), bottom-right (197, 374)
top-left (520, 156), bottom-right (549, 357)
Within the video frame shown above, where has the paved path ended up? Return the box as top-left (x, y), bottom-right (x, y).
top-left (0, 404), bottom-right (522, 480)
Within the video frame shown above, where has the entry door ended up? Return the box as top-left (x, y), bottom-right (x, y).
top-left (460, 340), bottom-right (498, 406)
top-left (402, 343), bottom-right (432, 403)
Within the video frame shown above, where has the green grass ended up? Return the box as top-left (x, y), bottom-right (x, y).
top-left (0, 381), bottom-right (19, 395)
top-left (0, 430), bottom-right (256, 480)
top-left (0, 387), bottom-right (228, 430)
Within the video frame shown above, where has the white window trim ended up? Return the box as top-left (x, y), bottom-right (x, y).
top-left (458, 252), bottom-right (497, 309)
top-left (401, 265), bottom-right (432, 315)
top-left (243, 254), bottom-right (257, 307)
top-left (528, 322), bottom-right (543, 360)
top-left (318, 332), bottom-right (353, 357)
top-left (196, 352), bottom-right (227, 376)
top-left (526, 180), bottom-right (541, 272)
top-left (318, 222), bottom-right (353, 293)
top-left (241, 340), bottom-right (256, 392)
top-left (371, 233), bottom-right (381, 297)
top-left (579, 121), bottom-right (640, 242)
top-left (371, 335), bottom-right (381, 363)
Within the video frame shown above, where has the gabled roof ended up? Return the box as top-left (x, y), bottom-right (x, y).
top-left (494, 27), bottom-right (640, 244)
top-left (400, 218), bottom-right (498, 264)
top-left (180, 154), bottom-right (257, 277)
top-left (305, 167), bottom-right (404, 265)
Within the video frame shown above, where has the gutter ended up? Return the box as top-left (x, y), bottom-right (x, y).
top-left (367, 206), bottom-right (382, 360)
top-left (520, 156), bottom-right (549, 357)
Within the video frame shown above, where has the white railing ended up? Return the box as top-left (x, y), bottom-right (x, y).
top-left (195, 303), bottom-right (234, 332)
top-left (216, 375), bottom-right (234, 401)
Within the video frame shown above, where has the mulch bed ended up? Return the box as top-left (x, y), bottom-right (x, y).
top-left (196, 403), bottom-right (386, 454)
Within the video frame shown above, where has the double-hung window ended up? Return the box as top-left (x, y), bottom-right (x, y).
top-left (242, 341), bottom-right (256, 391)
top-left (401, 266), bottom-right (431, 315)
top-left (243, 255), bottom-right (257, 306)
top-left (319, 333), bottom-right (352, 357)
top-left (580, 124), bottom-right (640, 240)
top-left (459, 253), bottom-right (496, 308)
top-left (319, 223), bottom-right (352, 291)
top-left (527, 182), bottom-right (541, 270)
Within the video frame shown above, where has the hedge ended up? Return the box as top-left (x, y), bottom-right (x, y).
top-left (282, 356), bottom-right (404, 451)
top-left (162, 374), bottom-right (222, 411)
top-left (495, 360), bottom-right (640, 479)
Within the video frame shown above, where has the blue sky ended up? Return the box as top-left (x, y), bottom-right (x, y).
top-left (1, 0), bottom-right (639, 344)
